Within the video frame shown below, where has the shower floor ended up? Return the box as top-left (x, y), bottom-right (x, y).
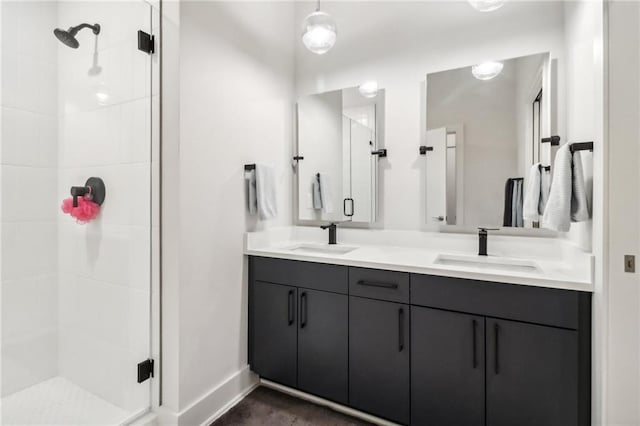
top-left (1, 377), bottom-right (131, 425)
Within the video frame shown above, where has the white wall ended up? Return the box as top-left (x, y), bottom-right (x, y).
top-left (295, 1), bottom-right (567, 231)
top-left (604, 3), bottom-right (640, 425)
top-left (171, 1), bottom-right (295, 421)
top-left (0, 0), bottom-right (59, 397)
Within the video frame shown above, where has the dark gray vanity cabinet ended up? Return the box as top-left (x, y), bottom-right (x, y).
top-left (248, 256), bottom-right (592, 426)
top-left (297, 288), bottom-right (348, 404)
top-left (249, 280), bottom-right (298, 388)
top-left (248, 257), bottom-right (349, 404)
top-left (411, 306), bottom-right (486, 426)
top-left (485, 318), bottom-right (578, 426)
top-left (349, 296), bottom-right (410, 424)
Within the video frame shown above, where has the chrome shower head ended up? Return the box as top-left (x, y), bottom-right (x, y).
top-left (53, 23), bottom-right (100, 49)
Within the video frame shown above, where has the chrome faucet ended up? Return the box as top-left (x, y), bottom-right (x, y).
top-left (478, 227), bottom-right (498, 256)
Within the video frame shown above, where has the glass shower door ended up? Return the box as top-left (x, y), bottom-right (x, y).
top-left (1, 1), bottom-right (155, 424)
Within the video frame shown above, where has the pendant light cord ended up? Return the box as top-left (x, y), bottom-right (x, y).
top-left (316, 0), bottom-right (321, 12)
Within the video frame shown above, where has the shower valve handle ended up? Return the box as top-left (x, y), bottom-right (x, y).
top-left (70, 186), bottom-right (91, 207)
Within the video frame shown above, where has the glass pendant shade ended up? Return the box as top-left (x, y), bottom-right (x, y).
top-left (302, 10), bottom-right (337, 55)
top-left (468, 0), bottom-right (505, 12)
top-left (472, 61), bottom-right (504, 80)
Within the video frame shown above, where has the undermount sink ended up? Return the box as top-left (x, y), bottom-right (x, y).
top-left (286, 243), bottom-right (358, 255)
top-left (434, 254), bottom-right (540, 273)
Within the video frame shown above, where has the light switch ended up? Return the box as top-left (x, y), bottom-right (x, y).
top-left (624, 255), bottom-right (635, 273)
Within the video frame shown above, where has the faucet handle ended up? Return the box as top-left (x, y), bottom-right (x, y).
top-left (478, 227), bottom-right (499, 232)
top-left (320, 222), bottom-right (337, 230)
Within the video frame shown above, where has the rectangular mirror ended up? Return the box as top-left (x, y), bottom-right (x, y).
top-left (425, 52), bottom-right (555, 229)
top-left (297, 87), bottom-right (384, 224)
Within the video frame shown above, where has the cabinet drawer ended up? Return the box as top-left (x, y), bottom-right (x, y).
top-left (250, 256), bottom-right (348, 294)
top-left (349, 267), bottom-right (410, 303)
top-left (411, 274), bottom-right (583, 329)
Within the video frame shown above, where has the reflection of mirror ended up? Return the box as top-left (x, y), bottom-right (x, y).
top-left (425, 52), bottom-right (554, 229)
top-left (297, 87), bottom-right (384, 224)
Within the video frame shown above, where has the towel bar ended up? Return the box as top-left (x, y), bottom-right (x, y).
top-left (570, 142), bottom-right (593, 153)
top-left (541, 136), bottom-right (561, 146)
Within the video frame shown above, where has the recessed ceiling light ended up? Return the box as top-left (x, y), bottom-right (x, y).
top-left (468, 0), bottom-right (505, 12)
top-left (472, 61), bottom-right (504, 80)
top-left (358, 81), bottom-right (379, 98)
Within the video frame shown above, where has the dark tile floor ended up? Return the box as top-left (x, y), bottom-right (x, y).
top-left (211, 386), bottom-right (373, 426)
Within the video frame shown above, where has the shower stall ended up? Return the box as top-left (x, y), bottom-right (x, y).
top-left (1, 1), bottom-right (159, 424)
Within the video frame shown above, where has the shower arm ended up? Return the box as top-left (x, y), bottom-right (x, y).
top-left (69, 23), bottom-right (100, 36)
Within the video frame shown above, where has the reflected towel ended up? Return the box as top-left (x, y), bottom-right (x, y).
top-left (312, 174), bottom-right (322, 210)
top-left (311, 172), bottom-right (334, 214)
top-left (539, 167), bottom-right (551, 213)
top-left (255, 164), bottom-right (277, 220)
top-left (523, 163), bottom-right (542, 222)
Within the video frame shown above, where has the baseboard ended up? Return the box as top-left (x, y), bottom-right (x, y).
top-left (260, 379), bottom-right (400, 426)
top-left (154, 366), bottom-right (259, 426)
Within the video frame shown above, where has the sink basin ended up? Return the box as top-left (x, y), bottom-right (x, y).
top-left (286, 243), bottom-right (358, 255)
top-left (434, 254), bottom-right (540, 273)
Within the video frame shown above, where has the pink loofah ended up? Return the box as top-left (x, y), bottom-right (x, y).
top-left (61, 197), bottom-right (101, 224)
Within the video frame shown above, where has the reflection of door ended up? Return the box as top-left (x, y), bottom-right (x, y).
top-left (532, 89), bottom-right (542, 164)
top-left (426, 128), bottom-right (447, 224)
top-left (349, 120), bottom-right (374, 223)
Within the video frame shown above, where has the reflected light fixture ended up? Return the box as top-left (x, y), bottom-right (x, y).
top-left (472, 61), bottom-right (504, 80)
top-left (468, 0), bottom-right (505, 12)
top-left (359, 81), bottom-right (379, 98)
top-left (302, 0), bottom-right (337, 55)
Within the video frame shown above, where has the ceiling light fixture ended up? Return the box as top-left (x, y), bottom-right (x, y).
top-left (471, 61), bottom-right (504, 80)
top-left (358, 81), bottom-right (379, 98)
top-left (302, 0), bottom-right (337, 55)
top-left (468, 0), bottom-right (505, 12)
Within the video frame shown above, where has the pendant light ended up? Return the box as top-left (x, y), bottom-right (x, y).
top-left (472, 61), bottom-right (504, 80)
top-left (302, 0), bottom-right (337, 55)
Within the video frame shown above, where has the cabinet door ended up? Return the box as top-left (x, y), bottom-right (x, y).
top-left (297, 288), bottom-right (348, 404)
top-left (349, 297), bottom-right (410, 424)
top-left (486, 319), bottom-right (578, 426)
top-left (249, 281), bottom-right (297, 388)
top-left (411, 306), bottom-right (485, 426)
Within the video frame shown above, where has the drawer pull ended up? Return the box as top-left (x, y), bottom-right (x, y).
top-left (357, 280), bottom-right (398, 290)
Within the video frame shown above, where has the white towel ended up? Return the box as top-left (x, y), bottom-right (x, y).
top-left (245, 169), bottom-right (257, 215)
top-left (523, 163), bottom-right (542, 222)
top-left (318, 173), bottom-right (334, 214)
top-left (543, 145), bottom-right (572, 231)
top-left (539, 168), bottom-right (551, 213)
top-left (255, 164), bottom-right (277, 220)
top-left (542, 144), bottom-right (590, 231)
top-left (571, 152), bottom-right (589, 222)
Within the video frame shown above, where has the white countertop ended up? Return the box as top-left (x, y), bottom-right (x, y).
top-left (244, 227), bottom-right (594, 292)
